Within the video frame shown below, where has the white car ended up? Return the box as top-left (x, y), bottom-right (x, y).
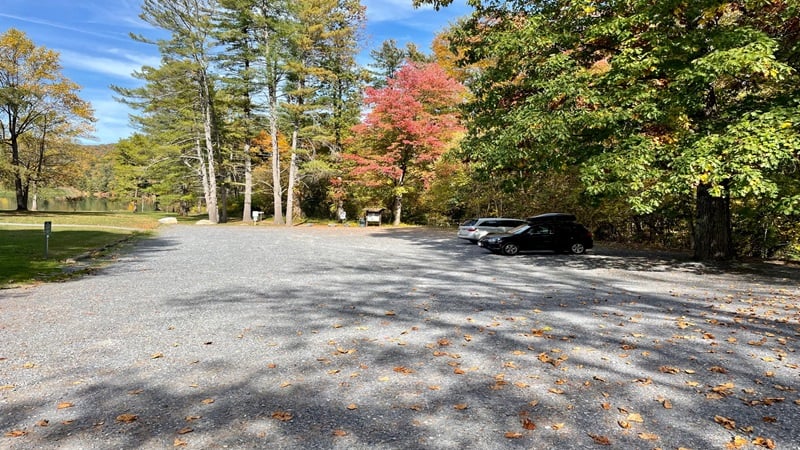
top-left (457, 217), bottom-right (527, 243)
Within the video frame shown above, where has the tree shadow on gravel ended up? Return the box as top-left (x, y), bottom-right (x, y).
top-left (2, 227), bottom-right (798, 449)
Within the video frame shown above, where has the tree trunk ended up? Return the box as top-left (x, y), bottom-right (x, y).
top-left (286, 128), bottom-right (298, 227)
top-left (269, 90), bottom-right (284, 224)
top-left (243, 142), bottom-right (253, 222)
top-left (10, 137), bottom-right (28, 211)
top-left (201, 74), bottom-right (219, 224)
top-left (393, 194), bottom-right (402, 226)
top-left (693, 182), bottom-right (733, 260)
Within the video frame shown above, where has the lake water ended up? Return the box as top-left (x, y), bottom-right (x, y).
top-left (0, 195), bottom-right (149, 212)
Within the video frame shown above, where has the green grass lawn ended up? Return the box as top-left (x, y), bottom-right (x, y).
top-left (0, 211), bottom-right (168, 287)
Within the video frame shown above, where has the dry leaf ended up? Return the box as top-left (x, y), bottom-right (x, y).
top-left (519, 412), bottom-right (536, 430)
top-left (333, 429), bottom-right (348, 437)
top-left (709, 366), bottom-right (728, 373)
top-left (116, 413), bottom-right (139, 423)
top-left (5, 430), bottom-right (27, 437)
top-left (600, 402), bottom-right (611, 410)
top-left (438, 338), bottom-right (451, 347)
top-left (659, 366), bottom-right (680, 374)
top-left (453, 367), bottom-right (465, 375)
top-left (271, 411), bottom-right (293, 421)
top-left (618, 420), bottom-right (631, 429)
top-left (346, 404), bottom-right (358, 410)
top-left (638, 432), bottom-right (659, 441)
top-left (552, 423), bottom-right (565, 430)
top-left (752, 436), bottom-right (776, 449)
top-left (151, 352), bottom-right (164, 359)
top-left (37, 420), bottom-right (49, 427)
top-left (626, 413), bottom-right (643, 423)
top-left (201, 398), bottom-right (215, 404)
top-left (454, 403), bottom-right (469, 410)
top-left (393, 366), bottom-right (414, 374)
top-left (185, 415), bottom-right (201, 422)
top-left (726, 435), bottom-right (749, 449)
top-left (177, 427), bottom-right (193, 435)
top-left (57, 402), bottom-right (74, 410)
top-left (174, 437), bottom-right (188, 447)
top-left (589, 434), bottom-right (611, 445)
top-left (548, 388), bottom-right (564, 395)
top-left (504, 432), bottom-right (523, 439)
top-left (384, 311), bottom-right (395, 316)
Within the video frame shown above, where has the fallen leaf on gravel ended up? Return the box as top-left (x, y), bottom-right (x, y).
top-left (709, 366), bottom-right (728, 373)
top-left (271, 411), bottom-right (293, 421)
top-left (552, 423), bottom-right (565, 430)
top-left (726, 435), bottom-right (748, 449)
top-left (393, 366), bottom-right (414, 374)
top-left (37, 420), bottom-right (49, 427)
top-left (185, 415), bottom-right (201, 422)
top-left (384, 311), bottom-right (395, 316)
top-left (0, 384), bottom-right (15, 391)
top-left (453, 367), bottom-right (465, 375)
top-left (600, 402), bottom-right (611, 410)
top-left (638, 432), bottom-right (659, 440)
top-left (762, 416), bottom-right (776, 423)
top-left (548, 388), bottom-right (564, 395)
top-left (22, 362), bottom-right (35, 369)
top-left (280, 382), bottom-right (292, 388)
top-left (659, 366), bottom-right (680, 374)
top-left (504, 432), bottom-right (523, 439)
top-left (634, 377), bottom-right (652, 385)
top-left (454, 403), bottom-right (469, 410)
top-left (4, 430), bottom-right (27, 437)
top-left (714, 416), bottom-right (736, 430)
top-left (151, 352), bottom-right (164, 359)
top-left (333, 429), bottom-right (348, 437)
top-left (711, 382), bottom-right (735, 397)
top-left (519, 411), bottom-right (536, 430)
top-left (626, 413), bottom-right (643, 423)
top-left (589, 434), bottom-right (611, 445)
top-left (752, 436), bottom-right (776, 449)
top-left (346, 404), bottom-right (358, 410)
top-left (173, 437), bottom-right (188, 447)
top-left (618, 420), bottom-right (630, 429)
top-left (57, 402), bottom-right (74, 409)
top-left (128, 389), bottom-right (143, 395)
top-left (514, 381), bottom-right (529, 388)
top-left (177, 427), bottom-right (193, 435)
top-left (438, 338), bottom-right (451, 347)
top-left (116, 413), bottom-right (139, 423)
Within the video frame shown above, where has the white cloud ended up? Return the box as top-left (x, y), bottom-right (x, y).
top-left (59, 49), bottom-right (158, 81)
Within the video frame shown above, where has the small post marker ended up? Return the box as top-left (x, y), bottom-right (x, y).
top-left (44, 221), bottom-right (52, 258)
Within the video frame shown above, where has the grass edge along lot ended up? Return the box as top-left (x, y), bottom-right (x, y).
top-left (0, 212), bottom-right (168, 288)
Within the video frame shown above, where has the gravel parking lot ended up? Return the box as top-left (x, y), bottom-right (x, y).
top-left (2, 225), bottom-right (799, 449)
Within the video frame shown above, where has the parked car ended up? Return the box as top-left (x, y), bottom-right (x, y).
top-left (478, 214), bottom-right (593, 255)
top-left (457, 217), bottom-right (528, 243)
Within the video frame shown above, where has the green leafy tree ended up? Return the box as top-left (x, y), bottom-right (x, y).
top-left (419, 0), bottom-right (800, 259)
top-left (0, 28), bottom-right (94, 211)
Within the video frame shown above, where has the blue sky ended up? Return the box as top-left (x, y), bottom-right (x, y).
top-left (0, 0), bottom-right (471, 144)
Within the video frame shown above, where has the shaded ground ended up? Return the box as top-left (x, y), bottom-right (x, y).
top-left (1, 225), bottom-right (799, 449)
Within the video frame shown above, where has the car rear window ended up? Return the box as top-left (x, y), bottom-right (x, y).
top-left (461, 219), bottom-right (478, 226)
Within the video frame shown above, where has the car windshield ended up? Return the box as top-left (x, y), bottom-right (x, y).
top-left (509, 224), bottom-right (530, 234)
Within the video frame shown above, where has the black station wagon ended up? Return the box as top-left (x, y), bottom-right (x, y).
top-left (477, 213), bottom-right (593, 255)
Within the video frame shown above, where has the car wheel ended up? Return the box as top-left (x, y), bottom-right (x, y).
top-left (502, 243), bottom-right (519, 256)
top-left (570, 242), bottom-right (586, 254)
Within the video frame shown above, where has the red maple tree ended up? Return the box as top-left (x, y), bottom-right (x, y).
top-left (345, 61), bottom-right (466, 225)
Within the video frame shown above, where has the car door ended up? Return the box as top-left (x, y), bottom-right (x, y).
top-left (522, 223), bottom-right (555, 251)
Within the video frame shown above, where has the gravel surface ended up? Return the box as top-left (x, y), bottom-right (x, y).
top-left (1, 224), bottom-right (799, 449)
